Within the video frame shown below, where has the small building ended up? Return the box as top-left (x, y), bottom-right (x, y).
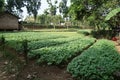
top-left (0, 11), bottom-right (20, 30)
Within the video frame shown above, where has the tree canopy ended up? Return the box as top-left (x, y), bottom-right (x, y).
top-left (105, 7), bottom-right (120, 21)
top-left (26, 0), bottom-right (41, 21)
top-left (6, 0), bottom-right (41, 20)
top-left (46, 0), bottom-right (58, 16)
top-left (6, 0), bottom-right (25, 14)
top-left (59, 0), bottom-right (68, 17)
top-left (69, 0), bottom-right (120, 29)
top-left (0, 0), bottom-right (4, 12)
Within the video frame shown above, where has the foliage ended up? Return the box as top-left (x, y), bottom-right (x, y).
top-left (28, 36), bottom-right (81, 50)
top-left (0, 0), bottom-right (4, 12)
top-left (1, 32), bottom-right (82, 51)
top-left (26, 0), bottom-right (41, 21)
top-left (4, 32), bottom-right (66, 52)
top-left (36, 14), bottom-right (63, 26)
top-left (0, 35), bottom-right (5, 44)
top-left (29, 38), bottom-right (95, 65)
top-left (0, 32), bottom-right (66, 41)
top-left (105, 7), bottom-right (120, 31)
top-left (105, 7), bottom-right (120, 21)
top-left (6, 0), bottom-right (41, 18)
top-left (37, 14), bottom-right (46, 24)
top-left (69, 0), bottom-right (120, 30)
top-left (0, 35), bottom-right (5, 51)
top-left (91, 30), bottom-right (116, 39)
top-left (67, 40), bottom-right (120, 80)
top-left (6, 0), bottom-right (25, 15)
top-left (59, 0), bottom-right (68, 17)
top-left (46, 0), bottom-right (57, 16)
top-left (1, 31), bottom-right (95, 65)
top-left (46, 0), bottom-right (58, 29)
top-left (77, 30), bottom-right (91, 36)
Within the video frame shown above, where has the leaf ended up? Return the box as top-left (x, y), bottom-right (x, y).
top-left (105, 7), bottom-right (120, 21)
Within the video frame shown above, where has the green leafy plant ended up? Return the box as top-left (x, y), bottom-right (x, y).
top-left (67, 40), bottom-right (120, 80)
top-left (77, 30), bottom-right (90, 36)
top-left (105, 7), bottom-right (120, 21)
top-left (29, 38), bottom-right (95, 65)
top-left (22, 40), bottom-right (29, 64)
top-left (1, 35), bottom-right (5, 44)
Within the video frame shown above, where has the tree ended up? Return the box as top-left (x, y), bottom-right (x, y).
top-left (46, 0), bottom-right (58, 29)
top-left (44, 9), bottom-right (49, 15)
top-left (6, 0), bottom-right (41, 20)
top-left (37, 14), bottom-right (46, 25)
top-left (24, 16), bottom-right (34, 23)
top-left (105, 7), bottom-right (120, 31)
top-left (25, 0), bottom-right (41, 22)
top-left (6, 0), bottom-right (25, 15)
top-left (46, 0), bottom-right (57, 16)
top-left (59, 0), bottom-right (68, 18)
top-left (0, 0), bottom-right (4, 12)
top-left (105, 7), bottom-right (120, 21)
top-left (59, 0), bottom-right (69, 29)
top-left (69, 0), bottom-right (120, 30)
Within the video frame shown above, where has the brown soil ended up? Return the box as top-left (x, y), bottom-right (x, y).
top-left (17, 61), bottom-right (73, 80)
top-left (114, 41), bottom-right (120, 53)
top-left (0, 52), bottom-right (16, 80)
top-left (0, 51), bottom-right (73, 80)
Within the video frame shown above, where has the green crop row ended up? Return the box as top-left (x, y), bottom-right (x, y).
top-left (1, 32), bottom-right (66, 42)
top-left (6, 36), bottom-right (82, 52)
top-left (29, 38), bottom-right (95, 65)
top-left (28, 36), bottom-right (82, 50)
top-left (0, 32), bottom-right (82, 41)
top-left (67, 39), bottom-right (120, 80)
top-left (1, 32), bottom-right (84, 52)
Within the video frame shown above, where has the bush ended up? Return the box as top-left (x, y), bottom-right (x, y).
top-left (91, 30), bottom-right (116, 39)
top-left (67, 40), bottom-right (120, 80)
top-left (77, 30), bottom-right (90, 36)
top-left (0, 35), bottom-right (5, 43)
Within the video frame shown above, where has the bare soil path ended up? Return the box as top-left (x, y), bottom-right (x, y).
top-left (0, 52), bottom-right (15, 80)
top-left (114, 41), bottom-right (120, 53)
top-left (0, 51), bottom-right (74, 80)
top-left (17, 61), bottom-right (73, 80)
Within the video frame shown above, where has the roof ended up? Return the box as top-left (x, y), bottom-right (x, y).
top-left (0, 11), bottom-right (20, 19)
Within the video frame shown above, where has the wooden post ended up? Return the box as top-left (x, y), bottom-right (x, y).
top-left (22, 40), bottom-right (29, 64)
top-left (0, 35), bottom-right (5, 57)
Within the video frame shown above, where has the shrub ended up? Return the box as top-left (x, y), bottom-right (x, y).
top-left (67, 40), bottom-right (120, 80)
top-left (0, 35), bottom-right (5, 44)
top-left (91, 30), bottom-right (115, 39)
top-left (77, 30), bottom-right (90, 36)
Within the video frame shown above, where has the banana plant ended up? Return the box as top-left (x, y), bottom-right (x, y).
top-left (105, 7), bottom-right (120, 21)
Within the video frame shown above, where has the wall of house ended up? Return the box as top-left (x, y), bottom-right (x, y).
top-left (0, 13), bottom-right (18, 30)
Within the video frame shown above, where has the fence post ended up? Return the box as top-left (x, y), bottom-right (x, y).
top-left (22, 40), bottom-right (29, 64)
top-left (0, 35), bottom-right (5, 57)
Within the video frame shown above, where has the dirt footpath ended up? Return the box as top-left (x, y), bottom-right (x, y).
top-left (0, 53), bottom-right (13, 80)
top-left (0, 52), bottom-right (73, 80)
top-left (114, 41), bottom-right (120, 53)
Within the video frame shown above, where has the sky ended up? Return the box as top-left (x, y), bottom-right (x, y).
top-left (22, 0), bottom-right (71, 20)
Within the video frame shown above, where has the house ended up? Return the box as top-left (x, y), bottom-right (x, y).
top-left (0, 11), bottom-right (20, 30)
